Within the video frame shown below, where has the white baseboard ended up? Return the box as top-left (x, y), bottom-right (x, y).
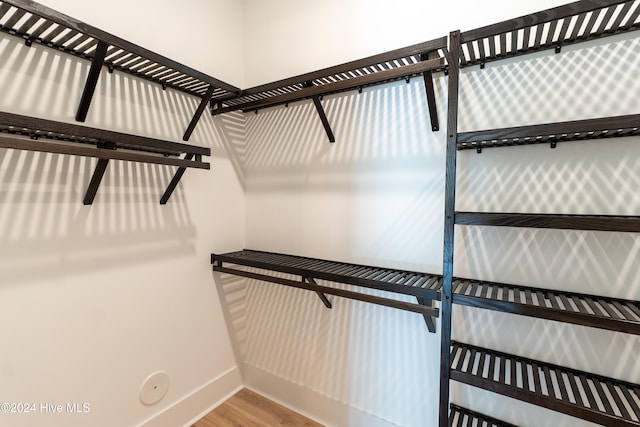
top-left (138, 365), bottom-right (243, 427)
top-left (242, 363), bottom-right (399, 427)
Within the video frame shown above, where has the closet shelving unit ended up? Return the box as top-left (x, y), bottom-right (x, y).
top-left (209, 37), bottom-right (449, 142)
top-left (0, 111), bottom-right (210, 204)
top-left (441, 1), bottom-right (640, 426)
top-left (0, 0), bottom-right (240, 203)
top-left (210, 36), bottom-right (451, 331)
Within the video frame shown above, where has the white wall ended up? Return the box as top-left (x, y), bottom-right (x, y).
top-left (0, 1), bottom-right (246, 426)
top-left (230, 2), bottom-right (640, 426)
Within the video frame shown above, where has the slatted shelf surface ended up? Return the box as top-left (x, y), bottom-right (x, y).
top-left (449, 404), bottom-right (519, 427)
top-left (211, 249), bottom-right (442, 300)
top-left (453, 278), bottom-right (640, 334)
top-left (460, 0), bottom-right (640, 67)
top-left (450, 341), bottom-right (640, 426)
top-left (0, 111), bottom-right (209, 168)
top-left (455, 212), bottom-right (640, 233)
top-left (457, 114), bottom-right (640, 151)
top-left (211, 37), bottom-right (448, 114)
top-left (0, 0), bottom-right (239, 98)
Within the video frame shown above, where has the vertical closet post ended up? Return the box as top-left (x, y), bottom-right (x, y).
top-left (439, 30), bottom-right (461, 427)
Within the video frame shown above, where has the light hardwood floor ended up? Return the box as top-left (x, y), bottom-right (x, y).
top-left (194, 388), bottom-right (324, 427)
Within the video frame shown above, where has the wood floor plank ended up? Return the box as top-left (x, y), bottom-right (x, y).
top-left (194, 388), bottom-right (323, 427)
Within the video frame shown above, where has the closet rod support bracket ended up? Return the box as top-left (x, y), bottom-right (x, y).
top-left (83, 158), bottom-right (109, 205)
top-left (183, 85), bottom-right (216, 141)
top-left (303, 81), bottom-right (335, 143)
top-left (311, 95), bottom-right (335, 143)
top-left (417, 297), bottom-right (436, 333)
top-left (160, 153), bottom-right (194, 205)
top-left (305, 277), bottom-right (332, 309)
top-left (76, 40), bottom-right (109, 122)
top-left (421, 52), bottom-right (440, 131)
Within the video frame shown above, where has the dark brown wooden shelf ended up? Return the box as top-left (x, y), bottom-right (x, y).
top-left (455, 212), bottom-right (640, 233)
top-left (209, 37), bottom-right (448, 141)
top-left (452, 278), bottom-right (640, 334)
top-left (460, 0), bottom-right (640, 68)
top-left (211, 37), bottom-right (448, 115)
top-left (449, 404), bottom-right (519, 427)
top-left (0, 0), bottom-right (239, 98)
top-left (450, 341), bottom-right (640, 426)
top-left (212, 250), bottom-right (442, 300)
top-left (211, 249), bottom-right (441, 330)
top-left (457, 114), bottom-right (640, 151)
top-left (0, 111), bottom-right (209, 204)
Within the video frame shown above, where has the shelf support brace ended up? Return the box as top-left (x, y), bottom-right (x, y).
top-left (312, 96), bottom-right (335, 143)
top-left (417, 297), bottom-right (436, 333)
top-left (160, 153), bottom-right (194, 205)
top-left (302, 81), bottom-right (335, 143)
top-left (421, 52), bottom-right (440, 132)
top-left (183, 85), bottom-right (216, 141)
top-left (83, 158), bottom-right (109, 205)
top-left (76, 41), bottom-right (109, 122)
top-left (305, 277), bottom-right (332, 309)
top-left (83, 141), bottom-right (116, 205)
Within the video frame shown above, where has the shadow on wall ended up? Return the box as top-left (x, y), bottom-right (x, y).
top-left (211, 112), bottom-right (247, 189)
top-left (0, 150), bottom-right (197, 284)
top-left (245, 77), bottom-right (445, 175)
top-left (213, 271), bottom-right (249, 366)
top-left (458, 33), bottom-right (640, 131)
top-left (243, 75), bottom-right (449, 273)
top-left (215, 266), bottom-right (441, 427)
top-left (0, 32), bottom-right (243, 284)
